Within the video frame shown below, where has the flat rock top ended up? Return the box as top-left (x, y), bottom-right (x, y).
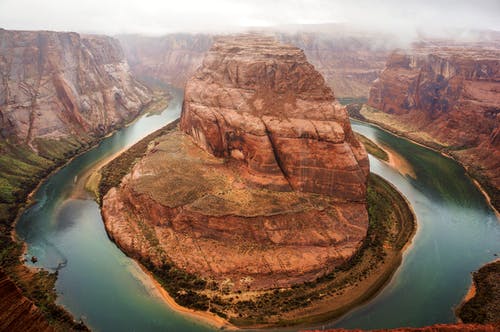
top-left (191, 33), bottom-right (336, 116)
top-left (210, 34), bottom-right (306, 61)
top-left (129, 129), bottom-right (336, 217)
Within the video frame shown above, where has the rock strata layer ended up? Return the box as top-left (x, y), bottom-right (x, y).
top-left (0, 29), bottom-right (152, 145)
top-left (181, 35), bottom-right (369, 200)
top-left (0, 270), bottom-right (53, 332)
top-left (367, 44), bottom-right (500, 209)
top-left (102, 35), bottom-right (369, 290)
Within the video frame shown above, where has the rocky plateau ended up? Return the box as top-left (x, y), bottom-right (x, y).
top-left (102, 35), bottom-right (370, 291)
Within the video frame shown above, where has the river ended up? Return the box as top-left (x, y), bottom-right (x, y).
top-left (16, 91), bottom-right (499, 331)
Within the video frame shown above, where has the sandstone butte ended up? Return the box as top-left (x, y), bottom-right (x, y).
top-left (366, 43), bottom-right (500, 210)
top-left (102, 34), bottom-right (370, 291)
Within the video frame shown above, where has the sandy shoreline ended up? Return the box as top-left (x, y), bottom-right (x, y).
top-left (135, 263), bottom-right (237, 330)
top-left (381, 144), bottom-right (417, 179)
top-left (71, 148), bottom-right (128, 200)
top-left (463, 283), bottom-right (477, 303)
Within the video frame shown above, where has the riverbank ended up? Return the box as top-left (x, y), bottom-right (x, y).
top-left (456, 259), bottom-right (500, 324)
top-left (348, 106), bottom-right (500, 217)
top-left (0, 91), bottom-right (170, 331)
top-left (97, 121), bottom-right (417, 329)
top-left (136, 262), bottom-right (237, 330)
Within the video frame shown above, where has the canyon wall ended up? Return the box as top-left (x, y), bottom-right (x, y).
top-left (367, 45), bottom-right (500, 209)
top-left (0, 29), bottom-right (152, 146)
top-left (278, 30), bottom-right (390, 99)
top-left (0, 28), bottom-right (151, 330)
top-left (0, 271), bottom-right (53, 332)
top-left (118, 33), bottom-right (213, 88)
top-left (118, 28), bottom-right (391, 98)
top-left (0, 28), bottom-right (153, 222)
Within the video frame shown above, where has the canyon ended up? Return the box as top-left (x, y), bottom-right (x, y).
top-left (95, 35), bottom-right (422, 327)
top-left (1, 24), bottom-right (498, 330)
top-left (0, 28), bottom-right (153, 330)
top-left (365, 42), bottom-right (500, 211)
top-left (0, 29), bottom-right (154, 222)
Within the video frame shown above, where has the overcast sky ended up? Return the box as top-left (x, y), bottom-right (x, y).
top-left (1, 0), bottom-right (499, 37)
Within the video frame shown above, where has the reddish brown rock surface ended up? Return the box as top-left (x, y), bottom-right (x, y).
top-left (367, 44), bottom-right (500, 210)
top-left (0, 270), bottom-right (53, 332)
top-left (0, 29), bottom-right (152, 146)
top-left (102, 35), bottom-right (369, 291)
top-left (181, 35), bottom-right (369, 200)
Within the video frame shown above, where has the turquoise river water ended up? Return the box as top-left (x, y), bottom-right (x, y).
top-left (16, 91), bottom-right (499, 331)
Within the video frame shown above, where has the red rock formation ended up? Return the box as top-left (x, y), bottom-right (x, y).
top-left (0, 29), bottom-right (152, 145)
top-left (367, 44), bottom-right (500, 209)
top-left (181, 35), bottom-right (369, 200)
top-left (0, 270), bottom-right (53, 332)
top-left (102, 35), bottom-right (369, 291)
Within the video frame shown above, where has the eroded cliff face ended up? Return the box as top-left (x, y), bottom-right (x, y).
top-left (0, 271), bottom-right (53, 332)
top-left (181, 35), bottom-right (369, 200)
top-left (0, 29), bottom-right (152, 147)
top-left (102, 35), bottom-right (369, 291)
top-left (367, 45), bottom-right (500, 209)
top-left (0, 29), bottom-right (151, 331)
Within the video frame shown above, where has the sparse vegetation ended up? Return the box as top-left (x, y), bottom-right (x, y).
top-left (98, 120), bottom-right (179, 202)
top-left (458, 260), bottom-right (500, 324)
top-left (355, 132), bottom-right (389, 161)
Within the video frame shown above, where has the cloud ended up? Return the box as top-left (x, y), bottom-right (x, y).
top-left (0, 0), bottom-right (499, 37)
